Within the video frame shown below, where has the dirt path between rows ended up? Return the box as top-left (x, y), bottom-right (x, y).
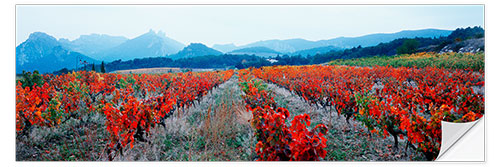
top-left (266, 82), bottom-right (426, 161)
top-left (119, 75), bottom-right (255, 161)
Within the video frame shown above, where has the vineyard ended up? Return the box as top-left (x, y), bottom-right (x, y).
top-left (328, 52), bottom-right (484, 71)
top-left (253, 64), bottom-right (484, 160)
top-left (16, 53), bottom-right (484, 161)
top-left (238, 69), bottom-right (328, 160)
top-left (16, 70), bottom-right (235, 160)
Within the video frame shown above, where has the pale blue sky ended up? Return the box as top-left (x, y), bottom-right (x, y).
top-left (16, 5), bottom-right (484, 46)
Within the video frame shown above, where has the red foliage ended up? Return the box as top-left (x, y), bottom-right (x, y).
top-left (238, 69), bottom-right (328, 161)
top-left (16, 70), bottom-right (234, 153)
top-left (254, 65), bottom-right (484, 160)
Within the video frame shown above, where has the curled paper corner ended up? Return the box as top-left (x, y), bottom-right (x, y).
top-left (435, 117), bottom-right (484, 161)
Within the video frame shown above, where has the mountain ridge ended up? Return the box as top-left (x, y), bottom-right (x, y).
top-left (16, 32), bottom-right (96, 74)
top-left (213, 28), bottom-right (452, 54)
top-left (98, 29), bottom-right (185, 61)
top-left (16, 28), bottom-right (459, 73)
top-left (59, 33), bottom-right (128, 60)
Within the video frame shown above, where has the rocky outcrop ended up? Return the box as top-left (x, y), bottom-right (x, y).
top-left (439, 38), bottom-right (484, 54)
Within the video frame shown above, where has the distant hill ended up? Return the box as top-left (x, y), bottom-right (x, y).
top-left (59, 34), bottom-right (128, 60)
top-left (316, 28), bottom-right (452, 49)
top-left (235, 26), bottom-right (483, 68)
top-left (307, 26), bottom-right (484, 63)
top-left (16, 32), bottom-right (96, 74)
top-left (212, 43), bottom-right (238, 53)
top-left (99, 30), bottom-right (185, 61)
top-left (229, 46), bottom-right (281, 57)
top-left (291, 45), bottom-right (343, 56)
top-left (169, 43), bottom-right (223, 59)
top-left (217, 28), bottom-right (452, 54)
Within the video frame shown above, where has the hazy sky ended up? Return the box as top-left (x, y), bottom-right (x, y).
top-left (16, 5), bottom-right (484, 46)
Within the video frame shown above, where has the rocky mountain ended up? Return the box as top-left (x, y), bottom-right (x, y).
top-left (59, 34), bottom-right (128, 60)
top-left (99, 30), bottom-right (185, 61)
top-left (169, 43), bottom-right (223, 60)
top-left (16, 32), bottom-right (96, 74)
top-left (436, 38), bottom-right (484, 54)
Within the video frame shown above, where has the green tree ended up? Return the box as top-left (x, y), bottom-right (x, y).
top-left (91, 63), bottom-right (96, 71)
top-left (397, 39), bottom-right (420, 54)
top-left (20, 70), bottom-right (43, 88)
top-left (101, 61), bottom-right (106, 73)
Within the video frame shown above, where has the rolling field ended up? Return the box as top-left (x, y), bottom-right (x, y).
top-left (328, 52), bottom-right (484, 71)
